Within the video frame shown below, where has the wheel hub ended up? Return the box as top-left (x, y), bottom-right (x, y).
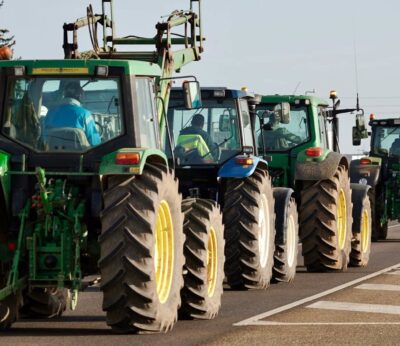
top-left (155, 200), bottom-right (174, 304)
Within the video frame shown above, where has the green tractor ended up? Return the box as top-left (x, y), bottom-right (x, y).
top-left (350, 116), bottom-right (400, 241)
top-left (0, 0), bottom-right (220, 333)
top-left (167, 87), bottom-right (299, 287)
top-left (255, 92), bottom-right (372, 271)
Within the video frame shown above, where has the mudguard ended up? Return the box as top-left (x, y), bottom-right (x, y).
top-left (273, 187), bottom-right (295, 245)
top-left (99, 148), bottom-right (168, 175)
top-left (350, 157), bottom-right (381, 188)
top-left (218, 155), bottom-right (268, 178)
top-left (295, 151), bottom-right (348, 181)
top-left (351, 183), bottom-right (371, 234)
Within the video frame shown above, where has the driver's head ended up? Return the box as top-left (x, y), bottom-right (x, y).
top-left (64, 81), bottom-right (84, 101)
top-left (269, 111), bottom-right (280, 126)
top-left (191, 113), bottom-right (205, 128)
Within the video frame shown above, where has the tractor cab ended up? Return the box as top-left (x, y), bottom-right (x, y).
top-left (168, 87), bottom-right (263, 200)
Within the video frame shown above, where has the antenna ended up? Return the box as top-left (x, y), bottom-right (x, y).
top-left (353, 29), bottom-right (361, 112)
top-left (292, 81), bottom-right (301, 95)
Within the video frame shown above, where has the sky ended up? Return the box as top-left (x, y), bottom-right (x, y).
top-left (1, 0), bottom-right (400, 153)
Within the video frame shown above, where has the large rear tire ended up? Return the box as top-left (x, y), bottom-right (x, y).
top-left (299, 165), bottom-right (352, 272)
top-left (180, 198), bottom-right (224, 320)
top-left (99, 164), bottom-right (184, 333)
top-left (350, 193), bottom-right (372, 267)
top-left (20, 288), bottom-right (67, 318)
top-left (272, 196), bottom-right (299, 283)
top-left (223, 168), bottom-right (275, 289)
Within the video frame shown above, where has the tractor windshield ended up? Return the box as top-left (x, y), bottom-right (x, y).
top-left (167, 99), bottom-right (242, 165)
top-left (255, 104), bottom-right (310, 152)
top-left (2, 77), bottom-right (124, 152)
top-left (371, 126), bottom-right (400, 157)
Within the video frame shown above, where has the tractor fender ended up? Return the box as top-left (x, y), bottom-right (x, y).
top-left (351, 183), bottom-right (371, 234)
top-left (349, 159), bottom-right (381, 188)
top-left (273, 187), bottom-right (295, 245)
top-left (218, 155), bottom-right (268, 178)
top-left (99, 148), bottom-right (168, 176)
top-left (295, 151), bottom-right (348, 181)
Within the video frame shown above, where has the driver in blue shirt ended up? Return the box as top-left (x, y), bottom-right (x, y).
top-left (44, 81), bottom-right (101, 146)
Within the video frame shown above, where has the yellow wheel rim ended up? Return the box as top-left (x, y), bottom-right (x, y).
top-left (207, 227), bottom-right (218, 297)
top-left (361, 208), bottom-right (370, 253)
top-left (337, 189), bottom-right (347, 250)
top-left (155, 200), bottom-right (174, 304)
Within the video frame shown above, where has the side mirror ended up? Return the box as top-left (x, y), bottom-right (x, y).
top-left (183, 81), bottom-right (202, 109)
top-left (355, 113), bottom-right (369, 139)
top-left (352, 127), bottom-right (361, 146)
top-left (273, 102), bottom-right (291, 124)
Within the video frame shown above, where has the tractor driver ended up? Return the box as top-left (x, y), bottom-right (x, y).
top-left (179, 113), bottom-right (213, 148)
top-left (259, 109), bottom-right (302, 151)
top-left (177, 113), bottom-right (216, 162)
top-left (44, 81), bottom-right (101, 146)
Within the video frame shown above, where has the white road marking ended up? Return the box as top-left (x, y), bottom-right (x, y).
top-left (385, 270), bottom-right (400, 275)
top-left (234, 262), bottom-right (400, 326)
top-left (307, 300), bottom-right (400, 315)
top-left (356, 283), bottom-right (400, 291)
top-left (252, 321), bottom-right (400, 326)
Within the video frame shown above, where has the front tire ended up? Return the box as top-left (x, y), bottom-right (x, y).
top-left (299, 165), bottom-right (352, 272)
top-left (180, 198), bottom-right (224, 320)
top-left (350, 193), bottom-right (372, 267)
top-left (99, 164), bottom-right (184, 333)
top-left (272, 196), bottom-right (299, 283)
top-left (223, 168), bottom-right (275, 289)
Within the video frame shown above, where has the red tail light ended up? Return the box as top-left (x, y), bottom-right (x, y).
top-left (115, 152), bottom-right (140, 165)
top-left (305, 147), bottom-right (322, 157)
top-left (235, 157), bottom-right (253, 165)
top-left (8, 242), bottom-right (16, 251)
top-left (360, 158), bottom-right (372, 165)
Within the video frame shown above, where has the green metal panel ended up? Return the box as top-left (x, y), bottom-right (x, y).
top-left (0, 150), bottom-right (10, 211)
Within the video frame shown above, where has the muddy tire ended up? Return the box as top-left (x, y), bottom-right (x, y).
top-left (299, 165), bottom-right (352, 272)
top-left (350, 193), bottom-right (372, 267)
top-left (223, 169), bottom-right (275, 289)
top-left (179, 198), bottom-right (224, 320)
top-left (272, 196), bottom-right (299, 283)
top-left (0, 293), bottom-right (19, 330)
top-left (20, 288), bottom-right (67, 318)
top-left (370, 189), bottom-right (388, 241)
top-left (99, 164), bottom-right (184, 333)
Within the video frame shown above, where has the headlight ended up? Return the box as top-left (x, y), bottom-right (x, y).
top-left (359, 178), bottom-right (368, 185)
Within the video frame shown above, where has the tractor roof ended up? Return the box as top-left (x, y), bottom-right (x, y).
top-left (260, 94), bottom-right (329, 107)
top-left (0, 59), bottom-right (161, 77)
top-left (171, 86), bottom-right (256, 101)
top-left (370, 118), bottom-right (400, 127)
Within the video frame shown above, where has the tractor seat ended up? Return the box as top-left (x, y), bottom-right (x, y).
top-left (390, 138), bottom-right (400, 157)
top-left (47, 127), bottom-right (90, 151)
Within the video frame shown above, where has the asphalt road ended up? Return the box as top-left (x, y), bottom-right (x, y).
top-left (2, 224), bottom-right (400, 346)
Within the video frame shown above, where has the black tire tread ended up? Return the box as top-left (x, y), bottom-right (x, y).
top-left (299, 165), bottom-right (353, 272)
top-left (350, 194), bottom-right (372, 267)
top-left (99, 164), bottom-right (184, 333)
top-left (223, 169), bottom-right (275, 289)
top-left (272, 197), bottom-right (299, 283)
top-left (180, 198), bottom-right (225, 320)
